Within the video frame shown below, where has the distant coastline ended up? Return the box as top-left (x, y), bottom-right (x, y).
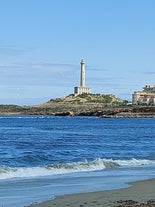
top-left (1, 94), bottom-right (155, 118)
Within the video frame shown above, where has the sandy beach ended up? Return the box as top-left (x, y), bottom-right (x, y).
top-left (28, 178), bottom-right (155, 207)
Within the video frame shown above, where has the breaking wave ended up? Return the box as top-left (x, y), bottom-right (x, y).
top-left (0, 158), bottom-right (155, 180)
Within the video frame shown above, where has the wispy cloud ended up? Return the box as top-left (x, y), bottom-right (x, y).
top-left (88, 76), bottom-right (125, 85)
top-left (0, 61), bottom-right (77, 87)
top-left (87, 65), bottom-right (108, 72)
top-left (0, 45), bottom-right (26, 56)
top-left (0, 62), bottom-right (75, 72)
top-left (142, 71), bottom-right (155, 75)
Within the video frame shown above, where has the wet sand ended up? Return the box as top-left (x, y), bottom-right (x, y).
top-left (28, 178), bottom-right (155, 207)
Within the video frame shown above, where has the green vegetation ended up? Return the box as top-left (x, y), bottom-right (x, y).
top-left (0, 93), bottom-right (128, 115)
top-left (49, 93), bottom-right (124, 105)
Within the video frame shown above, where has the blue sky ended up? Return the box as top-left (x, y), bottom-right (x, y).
top-left (0, 0), bottom-right (155, 105)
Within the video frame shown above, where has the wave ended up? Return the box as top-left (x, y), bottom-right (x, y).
top-left (0, 115), bottom-right (51, 119)
top-left (0, 158), bottom-right (155, 180)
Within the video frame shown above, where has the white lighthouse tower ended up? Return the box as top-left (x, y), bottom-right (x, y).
top-left (74, 59), bottom-right (91, 95)
top-left (80, 59), bottom-right (86, 87)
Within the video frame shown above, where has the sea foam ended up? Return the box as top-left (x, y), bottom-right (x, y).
top-left (0, 158), bottom-right (155, 180)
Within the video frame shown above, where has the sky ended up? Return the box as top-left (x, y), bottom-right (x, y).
top-left (0, 0), bottom-right (155, 105)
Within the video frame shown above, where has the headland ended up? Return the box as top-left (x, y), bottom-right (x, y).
top-left (1, 93), bottom-right (155, 118)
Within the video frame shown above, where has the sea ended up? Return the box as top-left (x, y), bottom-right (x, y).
top-left (0, 115), bottom-right (155, 207)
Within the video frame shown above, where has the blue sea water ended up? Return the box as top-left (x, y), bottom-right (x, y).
top-left (0, 115), bottom-right (155, 207)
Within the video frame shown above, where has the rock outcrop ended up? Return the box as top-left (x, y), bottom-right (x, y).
top-left (1, 94), bottom-right (155, 118)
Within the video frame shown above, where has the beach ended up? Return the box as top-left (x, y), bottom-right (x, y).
top-left (29, 178), bottom-right (155, 207)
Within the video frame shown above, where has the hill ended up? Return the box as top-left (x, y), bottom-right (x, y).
top-left (1, 94), bottom-right (155, 117)
top-left (36, 93), bottom-right (125, 114)
top-left (0, 94), bottom-right (125, 115)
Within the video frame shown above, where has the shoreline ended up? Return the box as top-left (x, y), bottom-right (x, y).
top-left (28, 178), bottom-right (155, 207)
top-left (1, 103), bottom-right (155, 118)
top-left (1, 112), bottom-right (155, 118)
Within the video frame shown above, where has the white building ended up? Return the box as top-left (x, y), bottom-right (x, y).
top-left (132, 85), bottom-right (155, 105)
top-left (74, 59), bottom-right (91, 95)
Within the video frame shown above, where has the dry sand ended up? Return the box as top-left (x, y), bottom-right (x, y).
top-left (28, 178), bottom-right (155, 207)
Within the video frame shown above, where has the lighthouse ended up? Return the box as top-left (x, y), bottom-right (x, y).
top-left (74, 59), bottom-right (91, 95)
top-left (80, 59), bottom-right (86, 87)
